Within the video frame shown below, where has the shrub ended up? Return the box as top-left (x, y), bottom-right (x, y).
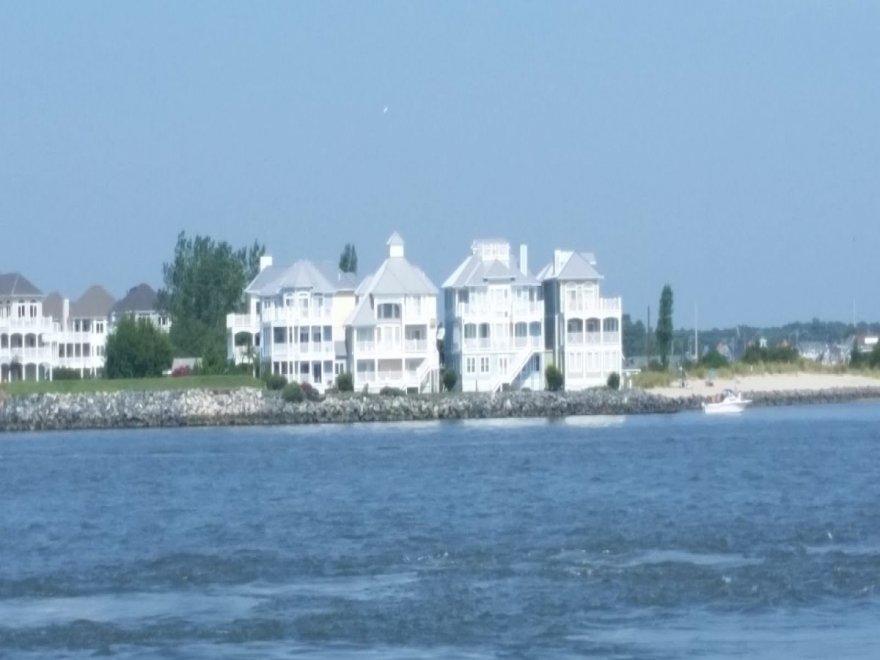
top-left (545, 364), bottom-right (564, 391)
top-left (300, 382), bottom-right (322, 402)
top-left (700, 349), bottom-right (729, 369)
top-left (53, 367), bottom-right (82, 381)
top-left (379, 386), bottom-right (406, 396)
top-left (265, 374), bottom-right (287, 390)
top-left (282, 382), bottom-right (304, 403)
top-left (606, 371), bottom-right (620, 390)
top-left (105, 316), bottom-right (174, 379)
top-left (336, 372), bottom-right (354, 392)
top-left (441, 368), bottom-right (458, 392)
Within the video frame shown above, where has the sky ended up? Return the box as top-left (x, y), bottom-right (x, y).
top-left (1, 1), bottom-right (878, 328)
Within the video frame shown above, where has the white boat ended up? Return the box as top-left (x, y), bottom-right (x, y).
top-left (702, 389), bottom-right (751, 414)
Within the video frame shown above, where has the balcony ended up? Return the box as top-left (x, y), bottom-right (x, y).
top-left (0, 317), bottom-right (58, 333)
top-left (565, 296), bottom-right (622, 316)
top-left (405, 339), bottom-right (428, 352)
top-left (263, 306), bottom-right (333, 324)
top-left (227, 313), bottom-right (259, 332)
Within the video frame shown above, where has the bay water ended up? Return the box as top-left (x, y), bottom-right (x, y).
top-left (1, 402), bottom-right (879, 658)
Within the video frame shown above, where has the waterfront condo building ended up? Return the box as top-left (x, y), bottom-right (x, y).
top-left (0, 273), bottom-right (55, 382)
top-left (345, 233), bottom-right (440, 393)
top-left (45, 285), bottom-right (115, 378)
top-left (227, 257), bottom-right (358, 391)
top-left (538, 250), bottom-right (623, 390)
top-left (443, 240), bottom-right (544, 392)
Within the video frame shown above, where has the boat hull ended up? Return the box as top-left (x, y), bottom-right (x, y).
top-left (702, 400), bottom-right (750, 414)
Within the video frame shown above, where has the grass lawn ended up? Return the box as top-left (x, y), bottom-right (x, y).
top-left (0, 374), bottom-right (263, 397)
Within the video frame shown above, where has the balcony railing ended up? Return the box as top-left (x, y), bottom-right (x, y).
top-left (565, 296), bottom-right (622, 316)
top-left (463, 335), bottom-right (541, 351)
top-left (457, 302), bottom-right (543, 318)
top-left (0, 317), bottom-right (58, 332)
top-left (405, 339), bottom-right (428, 352)
top-left (227, 313), bottom-right (259, 330)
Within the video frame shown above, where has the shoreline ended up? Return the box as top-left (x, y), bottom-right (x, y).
top-left (2, 379), bottom-right (880, 432)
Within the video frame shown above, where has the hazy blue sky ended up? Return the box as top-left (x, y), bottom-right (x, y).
top-left (2, 1), bottom-right (878, 328)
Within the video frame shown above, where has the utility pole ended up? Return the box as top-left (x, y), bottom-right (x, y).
top-left (646, 305), bottom-right (651, 363)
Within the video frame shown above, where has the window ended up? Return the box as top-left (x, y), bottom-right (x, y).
top-left (377, 303), bottom-right (401, 319)
top-left (299, 328), bottom-right (309, 344)
top-left (312, 327), bottom-right (322, 343)
top-left (465, 357), bottom-right (476, 374)
top-left (480, 357), bottom-right (490, 373)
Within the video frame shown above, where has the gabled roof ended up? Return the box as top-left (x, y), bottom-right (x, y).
top-left (112, 284), bottom-right (159, 314)
top-left (538, 251), bottom-right (603, 282)
top-left (0, 272), bottom-right (43, 297)
top-left (245, 260), bottom-right (357, 296)
top-left (442, 255), bottom-right (537, 289)
top-left (43, 292), bottom-right (65, 321)
top-left (346, 297), bottom-right (378, 327)
top-left (344, 235), bottom-right (438, 327)
top-left (71, 285), bottom-right (115, 319)
top-left (366, 257), bottom-right (438, 296)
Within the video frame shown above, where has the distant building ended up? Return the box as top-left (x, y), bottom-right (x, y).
top-left (0, 272), bottom-right (55, 382)
top-left (110, 284), bottom-right (170, 331)
top-left (538, 250), bottom-right (623, 390)
top-left (442, 239), bottom-right (544, 392)
top-left (346, 233), bottom-right (440, 393)
top-left (227, 255), bottom-right (358, 391)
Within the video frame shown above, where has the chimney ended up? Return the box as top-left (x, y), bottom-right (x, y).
top-left (259, 255), bottom-right (273, 272)
top-left (62, 298), bottom-right (69, 326)
top-left (519, 244), bottom-right (528, 276)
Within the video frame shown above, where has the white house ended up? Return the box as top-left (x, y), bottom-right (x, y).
top-left (0, 272), bottom-right (56, 382)
top-left (443, 239), bottom-right (544, 392)
top-left (227, 256), bottom-right (358, 391)
top-left (538, 250), bottom-right (623, 389)
top-left (346, 233), bottom-right (440, 393)
top-left (46, 285), bottom-right (115, 378)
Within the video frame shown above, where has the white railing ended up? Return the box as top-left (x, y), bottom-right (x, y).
top-left (511, 302), bottom-right (543, 315)
top-left (405, 339), bottom-right (427, 352)
top-left (0, 317), bottom-right (58, 333)
top-left (565, 296), bottom-right (622, 316)
top-left (603, 331), bottom-right (620, 345)
top-left (270, 342), bottom-right (334, 358)
top-left (489, 347), bottom-right (536, 394)
top-left (0, 348), bottom-right (56, 363)
top-left (227, 313), bottom-right (259, 330)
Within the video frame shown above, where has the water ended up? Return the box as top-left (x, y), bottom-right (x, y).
top-left (2, 403), bottom-right (880, 658)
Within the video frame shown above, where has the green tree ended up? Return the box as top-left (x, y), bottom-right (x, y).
top-left (655, 285), bottom-right (674, 368)
top-left (622, 313), bottom-right (646, 358)
top-left (105, 316), bottom-right (174, 378)
top-left (158, 232), bottom-right (264, 359)
top-left (338, 243), bottom-right (358, 273)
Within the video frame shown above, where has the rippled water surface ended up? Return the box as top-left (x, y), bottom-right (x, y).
top-left (2, 403), bottom-right (880, 658)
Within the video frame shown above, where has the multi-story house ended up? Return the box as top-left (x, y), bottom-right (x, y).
top-left (110, 284), bottom-right (170, 331)
top-left (45, 285), bottom-right (115, 378)
top-left (539, 250), bottom-right (622, 389)
top-left (443, 239), bottom-right (544, 392)
top-left (227, 256), bottom-right (358, 391)
top-left (0, 273), bottom-right (56, 382)
top-left (346, 233), bottom-right (439, 392)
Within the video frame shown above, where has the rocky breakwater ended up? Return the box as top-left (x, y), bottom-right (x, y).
top-left (0, 387), bottom-right (686, 432)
